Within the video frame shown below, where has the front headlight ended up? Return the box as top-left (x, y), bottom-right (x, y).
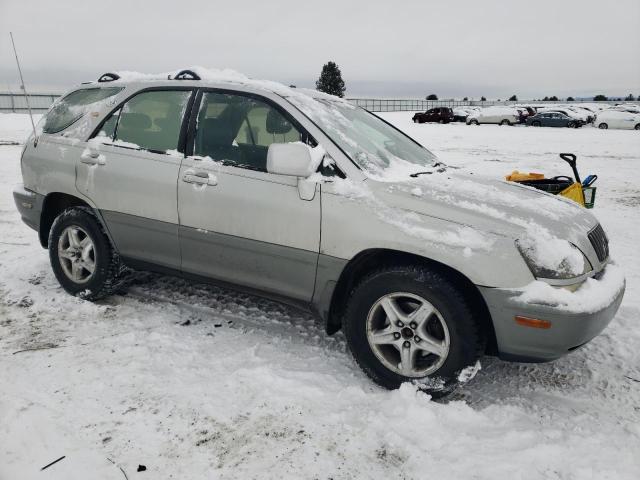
top-left (516, 238), bottom-right (592, 281)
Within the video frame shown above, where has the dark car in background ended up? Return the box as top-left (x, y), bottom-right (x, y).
top-left (526, 112), bottom-right (583, 128)
top-left (412, 107), bottom-right (454, 123)
top-left (515, 106), bottom-right (535, 123)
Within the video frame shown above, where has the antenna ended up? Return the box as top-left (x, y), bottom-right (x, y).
top-left (10, 32), bottom-right (37, 142)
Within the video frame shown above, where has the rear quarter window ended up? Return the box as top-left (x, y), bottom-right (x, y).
top-left (42, 87), bottom-right (123, 134)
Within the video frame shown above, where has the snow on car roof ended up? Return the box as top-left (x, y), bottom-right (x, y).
top-left (89, 66), bottom-right (346, 103)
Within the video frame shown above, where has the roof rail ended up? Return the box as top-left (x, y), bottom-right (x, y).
top-left (173, 69), bottom-right (201, 81)
top-left (98, 72), bottom-right (120, 83)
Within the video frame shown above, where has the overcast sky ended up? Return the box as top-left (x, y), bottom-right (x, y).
top-left (1, 0), bottom-right (639, 98)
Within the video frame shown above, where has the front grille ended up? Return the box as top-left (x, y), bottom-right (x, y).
top-left (588, 223), bottom-right (609, 262)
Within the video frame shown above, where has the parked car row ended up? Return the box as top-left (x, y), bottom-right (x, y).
top-left (411, 103), bottom-right (640, 130)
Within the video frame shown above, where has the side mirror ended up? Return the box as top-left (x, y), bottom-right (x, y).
top-left (267, 143), bottom-right (313, 177)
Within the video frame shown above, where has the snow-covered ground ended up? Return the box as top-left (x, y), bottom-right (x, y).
top-left (1, 113), bottom-right (639, 479)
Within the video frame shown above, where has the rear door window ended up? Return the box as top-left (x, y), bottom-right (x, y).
top-left (96, 90), bottom-right (192, 153)
top-left (43, 87), bottom-right (123, 134)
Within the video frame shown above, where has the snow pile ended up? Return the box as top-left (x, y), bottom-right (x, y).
top-left (513, 263), bottom-right (625, 312)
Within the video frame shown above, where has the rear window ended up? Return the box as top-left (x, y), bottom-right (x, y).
top-left (42, 87), bottom-right (123, 134)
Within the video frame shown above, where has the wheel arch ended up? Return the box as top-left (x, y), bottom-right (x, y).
top-left (39, 192), bottom-right (110, 248)
top-left (324, 248), bottom-right (498, 355)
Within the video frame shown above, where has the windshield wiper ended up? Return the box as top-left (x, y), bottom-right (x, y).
top-left (410, 162), bottom-right (447, 177)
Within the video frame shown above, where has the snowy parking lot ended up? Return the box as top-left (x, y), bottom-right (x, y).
top-left (1, 114), bottom-right (639, 479)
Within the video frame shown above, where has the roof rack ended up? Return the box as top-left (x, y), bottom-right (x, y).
top-left (97, 72), bottom-right (120, 83)
top-left (173, 69), bottom-right (201, 81)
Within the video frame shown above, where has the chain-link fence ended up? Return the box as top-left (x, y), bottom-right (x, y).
top-left (347, 98), bottom-right (475, 112)
top-left (0, 92), bottom-right (61, 112)
top-left (346, 98), bottom-right (638, 112)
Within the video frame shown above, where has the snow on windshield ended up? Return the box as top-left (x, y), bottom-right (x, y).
top-left (284, 97), bottom-right (439, 181)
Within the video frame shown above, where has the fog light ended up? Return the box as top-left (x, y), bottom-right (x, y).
top-left (514, 315), bottom-right (552, 329)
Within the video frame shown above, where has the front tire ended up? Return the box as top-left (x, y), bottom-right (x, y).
top-left (635, 124), bottom-right (640, 130)
top-left (532, 121), bottom-right (541, 127)
top-left (343, 265), bottom-right (484, 396)
top-left (49, 207), bottom-right (123, 300)
top-left (598, 123), bottom-right (608, 129)
top-left (500, 119), bottom-right (511, 126)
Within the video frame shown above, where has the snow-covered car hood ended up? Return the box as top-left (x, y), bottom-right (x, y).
top-left (367, 170), bottom-right (598, 243)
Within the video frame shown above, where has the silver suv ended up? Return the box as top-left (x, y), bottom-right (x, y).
top-left (13, 69), bottom-right (625, 395)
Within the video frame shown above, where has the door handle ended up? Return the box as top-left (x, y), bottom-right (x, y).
top-left (80, 150), bottom-right (105, 165)
top-left (182, 170), bottom-right (217, 186)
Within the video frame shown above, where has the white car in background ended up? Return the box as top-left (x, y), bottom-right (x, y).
top-left (612, 104), bottom-right (640, 114)
top-left (466, 106), bottom-right (519, 125)
top-left (565, 106), bottom-right (595, 123)
top-left (595, 110), bottom-right (640, 130)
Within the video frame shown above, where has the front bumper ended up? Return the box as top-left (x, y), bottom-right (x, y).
top-left (479, 267), bottom-right (625, 362)
top-left (13, 184), bottom-right (43, 232)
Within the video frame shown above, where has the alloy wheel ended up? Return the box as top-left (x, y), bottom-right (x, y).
top-left (366, 292), bottom-right (450, 377)
top-left (57, 225), bottom-right (96, 284)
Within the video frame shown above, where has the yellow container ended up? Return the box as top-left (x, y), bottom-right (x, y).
top-left (559, 182), bottom-right (585, 206)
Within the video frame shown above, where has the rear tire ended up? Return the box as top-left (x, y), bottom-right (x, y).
top-left (500, 119), bottom-right (511, 126)
top-left (532, 121), bottom-right (541, 127)
top-left (342, 265), bottom-right (484, 397)
top-left (49, 207), bottom-right (124, 301)
top-left (598, 123), bottom-right (608, 129)
top-left (568, 121), bottom-right (576, 128)
top-left (635, 124), bottom-right (640, 130)
top-left (468, 119), bottom-right (479, 125)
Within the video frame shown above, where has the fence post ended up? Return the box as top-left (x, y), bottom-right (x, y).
top-left (10, 93), bottom-right (15, 113)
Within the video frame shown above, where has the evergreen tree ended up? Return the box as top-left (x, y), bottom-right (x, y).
top-left (463, 97), bottom-right (468, 101)
top-left (566, 96), bottom-right (575, 101)
top-left (480, 96), bottom-right (486, 101)
top-left (625, 93), bottom-right (635, 101)
top-left (549, 95), bottom-right (558, 101)
top-left (426, 94), bottom-right (438, 100)
top-left (542, 96), bottom-right (549, 101)
top-left (508, 95), bottom-right (517, 101)
top-left (315, 61), bottom-right (346, 98)
top-left (593, 94), bottom-right (608, 101)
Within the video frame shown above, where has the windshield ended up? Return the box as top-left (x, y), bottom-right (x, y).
top-left (286, 96), bottom-right (438, 180)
